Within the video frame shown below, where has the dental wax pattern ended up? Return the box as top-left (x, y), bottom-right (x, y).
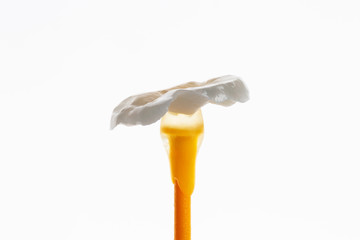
top-left (110, 75), bottom-right (249, 128)
top-left (110, 75), bottom-right (249, 240)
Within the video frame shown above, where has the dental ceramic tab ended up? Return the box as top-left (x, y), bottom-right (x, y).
top-left (110, 75), bottom-right (249, 129)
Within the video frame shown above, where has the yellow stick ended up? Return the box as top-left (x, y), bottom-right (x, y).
top-left (174, 181), bottom-right (191, 240)
top-left (160, 110), bottom-right (204, 240)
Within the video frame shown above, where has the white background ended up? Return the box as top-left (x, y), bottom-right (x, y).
top-left (1, 0), bottom-right (360, 239)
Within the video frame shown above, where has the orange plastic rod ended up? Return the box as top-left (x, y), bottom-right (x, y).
top-left (174, 180), bottom-right (191, 240)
